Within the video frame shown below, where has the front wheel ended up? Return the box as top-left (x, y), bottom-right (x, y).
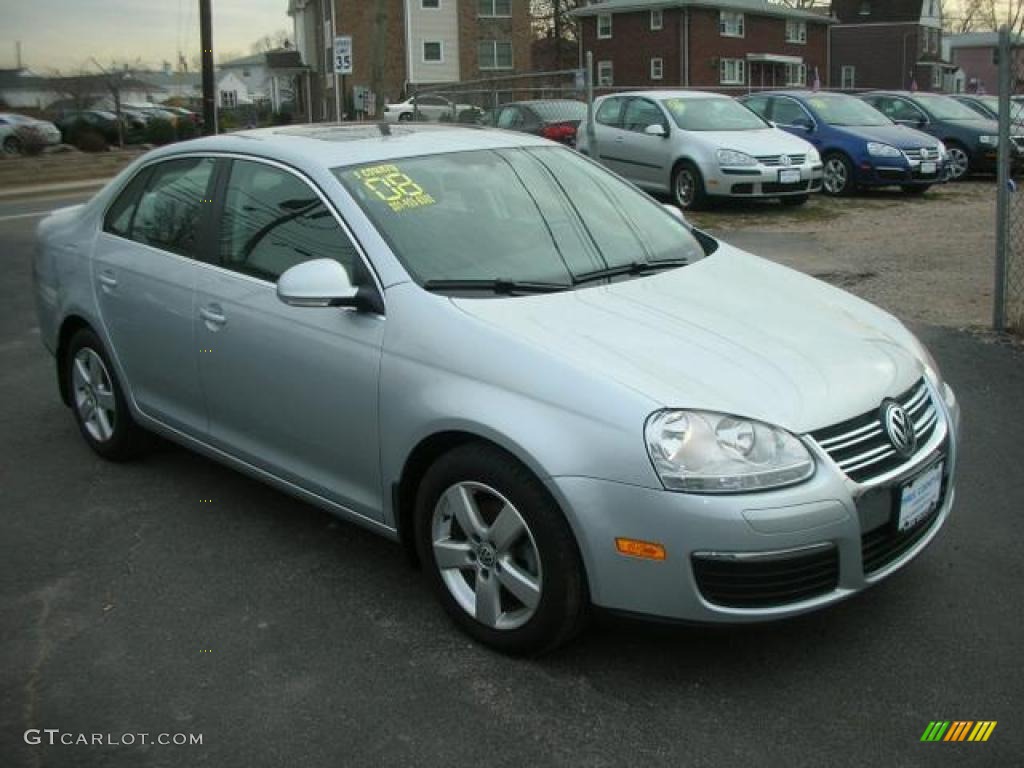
top-left (822, 153), bottom-right (854, 196)
top-left (780, 194), bottom-right (809, 206)
top-left (944, 143), bottom-right (970, 181)
top-left (65, 328), bottom-right (147, 461)
top-left (415, 443), bottom-right (588, 655)
top-left (398, 112), bottom-right (413, 122)
top-left (672, 161), bottom-right (707, 210)
top-left (2, 136), bottom-right (22, 155)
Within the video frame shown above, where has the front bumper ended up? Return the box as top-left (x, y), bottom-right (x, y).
top-left (710, 163), bottom-right (824, 199)
top-left (552, 380), bottom-right (960, 623)
top-left (856, 159), bottom-right (944, 187)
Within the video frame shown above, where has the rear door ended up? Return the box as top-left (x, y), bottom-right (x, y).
top-left (195, 158), bottom-right (386, 520)
top-left (93, 156), bottom-right (218, 435)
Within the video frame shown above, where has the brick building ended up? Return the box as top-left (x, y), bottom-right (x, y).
top-left (943, 32), bottom-right (1024, 95)
top-left (572, 0), bottom-right (832, 92)
top-left (288, 0), bottom-right (532, 120)
top-left (829, 0), bottom-right (956, 92)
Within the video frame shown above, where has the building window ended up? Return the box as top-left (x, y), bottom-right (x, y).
top-left (719, 58), bottom-right (745, 85)
top-left (785, 20), bottom-right (807, 44)
top-left (651, 57), bottom-right (664, 80)
top-left (841, 65), bottom-right (856, 89)
top-left (478, 0), bottom-right (511, 18)
top-left (221, 90), bottom-right (238, 108)
top-left (597, 13), bottom-right (612, 39)
top-left (859, 2), bottom-right (871, 15)
top-left (932, 66), bottom-right (942, 89)
top-left (422, 0), bottom-right (439, 8)
top-left (785, 63), bottom-right (807, 86)
top-left (423, 41), bottom-right (443, 62)
top-left (720, 11), bottom-right (744, 38)
top-left (598, 60), bottom-right (613, 87)
top-left (479, 40), bottom-right (513, 70)
top-left (651, 9), bottom-right (663, 31)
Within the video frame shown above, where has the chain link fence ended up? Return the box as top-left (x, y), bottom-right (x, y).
top-left (997, 27), bottom-right (1024, 333)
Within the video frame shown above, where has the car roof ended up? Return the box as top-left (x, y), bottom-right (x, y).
top-left (598, 90), bottom-right (731, 101)
top-left (742, 90), bottom-right (848, 100)
top-left (145, 123), bottom-right (552, 170)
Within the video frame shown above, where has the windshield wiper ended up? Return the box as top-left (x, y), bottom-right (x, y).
top-left (573, 259), bottom-right (688, 285)
top-left (422, 278), bottom-right (571, 295)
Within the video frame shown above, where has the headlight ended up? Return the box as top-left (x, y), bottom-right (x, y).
top-left (867, 142), bottom-right (901, 157)
top-left (716, 149), bottom-right (757, 166)
top-left (979, 135), bottom-right (998, 146)
top-left (645, 410), bottom-right (815, 493)
top-left (807, 147), bottom-right (820, 164)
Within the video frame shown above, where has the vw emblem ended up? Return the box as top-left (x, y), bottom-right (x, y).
top-left (779, 154), bottom-right (792, 166)
top-left (881, 400), bottom-right (917, 458)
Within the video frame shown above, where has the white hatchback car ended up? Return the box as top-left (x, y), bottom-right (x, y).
top-left (578, 91), bottom-right (824, 209)
top-left (383, 95), bottom-right (480, 124)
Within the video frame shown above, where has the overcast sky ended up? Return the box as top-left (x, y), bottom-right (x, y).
top-left (2, 0), bottom-right (291, 72)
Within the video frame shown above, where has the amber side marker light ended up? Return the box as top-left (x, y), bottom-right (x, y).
top-left (615, 538), bottom-right (667, 561)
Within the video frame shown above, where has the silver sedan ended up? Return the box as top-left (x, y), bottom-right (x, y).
top-left (34, 124), bottom-right (959, 654)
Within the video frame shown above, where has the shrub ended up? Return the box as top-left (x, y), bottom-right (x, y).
top-left (13, 125), bottom-right (49, 156)
top-left (144, 118), bottom-right (176, 146)
top-left (72, 129), bottom-right (108, 153)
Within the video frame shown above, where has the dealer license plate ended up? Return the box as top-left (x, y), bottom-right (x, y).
top-left (920, 161), bottom-right (937, 174)
top-left (778, 169), bottom-right (801, 184)
top-left (898, 462), bottom-right (943, 531)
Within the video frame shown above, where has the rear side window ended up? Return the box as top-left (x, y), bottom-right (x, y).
top-left (131, 157), bottom-right (217, 257)
top-left (103, 168), bottom-right (151, 238)
top-left (217, 159), bottom-right (358, 283)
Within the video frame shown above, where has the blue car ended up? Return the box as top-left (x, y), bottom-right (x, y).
top-left (740, 91), bottom-right (946, 196)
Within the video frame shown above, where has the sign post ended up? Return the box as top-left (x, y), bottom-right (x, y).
top-left (334, 35), bottom-right (353, 122)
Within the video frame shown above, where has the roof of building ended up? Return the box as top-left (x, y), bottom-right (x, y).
top-left (572, 0), bottom-right (835, 23)
top-left (831, 0), bottom-right (927, 24)
top-left (219, 48), bottom-right (303, 71)
top-left (945, 31), bottom-right (1024, 48)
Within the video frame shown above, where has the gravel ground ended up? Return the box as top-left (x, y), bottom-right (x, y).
top-left (689, 180), bottom-right (998, 331)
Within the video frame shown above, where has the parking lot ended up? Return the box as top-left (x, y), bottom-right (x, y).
top-left (1, 181), bottom-right (1021, 767)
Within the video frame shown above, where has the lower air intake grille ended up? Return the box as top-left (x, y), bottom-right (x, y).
top-left (692, 545), bottom-right (839, 608)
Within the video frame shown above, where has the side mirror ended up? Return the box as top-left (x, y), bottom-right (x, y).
top-left (663, 204), bottom-right (688, 224)
top-left (644, 123), bottom-right (668, 137)
top-left (793, 118), bottom-right (814, 132)
top-left (277, 258), bottom-right (379, 313)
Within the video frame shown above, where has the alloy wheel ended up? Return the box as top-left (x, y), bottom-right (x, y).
top-left (72, 348), bottom-right (117, 442)
top-left (823, 157), bottom-right (848, 195)
top-left (675, 170), bottom-right (696, 208)
top-left (946, 147), bottom-right (969, 180)
top-left (431, 481), bottom-right (542, 631)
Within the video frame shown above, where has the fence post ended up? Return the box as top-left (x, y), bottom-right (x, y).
top-left (995, 26), bottom-right (1011, 332)
top-left (585, 51), bottom-right (597, 157)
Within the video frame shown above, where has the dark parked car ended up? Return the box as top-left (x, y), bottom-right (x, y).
top-left (950, 93), bottom-right (1024, 129)
top-left (487, 100), bottom-right (588, 146)
top-left (55, 110), bottom-right (124, 144)
top-left (860, 91), bottom-right (1021, 180)
top-left (741, 91), bottom-right (945, 195)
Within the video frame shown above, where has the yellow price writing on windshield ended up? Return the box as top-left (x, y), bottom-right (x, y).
top-left (355, 164), bottom-right (436, 213)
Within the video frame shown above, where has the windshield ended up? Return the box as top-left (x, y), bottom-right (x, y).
top-left (662, 97), bottom-right (767, 131)
top-left (335, 147), bottom-right (705, 290)
top-left (804, 94), bottom-right (892, 127)
top-left (913, 93), bottom-right (986, 120)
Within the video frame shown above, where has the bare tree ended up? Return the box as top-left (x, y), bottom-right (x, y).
top-left (250, 29), bottom-right (292, 54)
top-left (773, 1), bottom-right (829, 7)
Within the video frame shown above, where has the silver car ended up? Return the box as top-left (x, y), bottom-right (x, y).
top-left (578, 90), bottom-right (824, 210)
top-left (33, 125), bottom-right (959, 654)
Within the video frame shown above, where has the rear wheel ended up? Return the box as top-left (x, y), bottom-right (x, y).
top-left (65, 328), bottom-right (146, 461)
top-left (398, 112), bottom-right (413, 122)
top-left (414, 443), bottom-right (588, 655)
top-left (780, 194), bottom-right (809, 206)
top-left (944, 142), bottom-right (970, 181)
top-left (2, 136), bottom-right (22, 155)
top-left (672, 161), bottom-right (707, 210)
top-left (822, 153), bottom-right (854, 196)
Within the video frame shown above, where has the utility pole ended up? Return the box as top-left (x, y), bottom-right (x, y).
top-left (200, 0), bottom-right (217, 135)
top-left (91, 57), bottom-right (125, 148)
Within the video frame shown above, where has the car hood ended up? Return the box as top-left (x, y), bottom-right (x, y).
top-left (451, 244), bottom-right (922, 434)
top-left (944, 117), bottom-right (1000, 134)
top-left (832, 123), bottom-right (938, 149)
top-left (690, 127), bottom-right (813, 156)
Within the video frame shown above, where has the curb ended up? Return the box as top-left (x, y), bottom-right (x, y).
top-left (0, 178), bottom-right (113, 201)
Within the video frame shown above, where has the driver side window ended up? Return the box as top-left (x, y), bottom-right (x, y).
top-left (622, 99), bottom-right (667, 133)
top-left (217, 160), bottom-right (358, 283)
top-left (771, 98), bottom-right (810, 127)
top-left (880, 97), bottom-right (923, 122)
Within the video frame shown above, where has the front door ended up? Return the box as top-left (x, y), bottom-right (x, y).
top-left (93, 156), bottom-right (217, 434)
top-left (196, 158), bottom-right (385, 519)
top-left (618, 97), bottom-right (673, 189)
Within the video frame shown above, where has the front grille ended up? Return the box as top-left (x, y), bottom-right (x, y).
top-left (810, 379), bottom-right (940, 484)
top-left (762, 181), bottom-right (810, 193)
top-left (692, 545), bottom-right (839, 608)
top-left (861, 461), bottom-right (949, 574)
top-left (730, 182), bottom-right (754, 194)
top-left (904, 147), bottom-right (941, 162)
top-left (756, 153), bottom-right (807, 166)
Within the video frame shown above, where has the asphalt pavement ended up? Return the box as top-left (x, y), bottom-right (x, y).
top-left (1, 193), bottom-right (1021, 767)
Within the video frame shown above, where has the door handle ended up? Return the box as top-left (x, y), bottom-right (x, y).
top-left (199, 305), bottom-right (227, 328)
top-left (614, 136), bottom-right (625, 143)
top-left (97, 271), bottom-right (118, 289)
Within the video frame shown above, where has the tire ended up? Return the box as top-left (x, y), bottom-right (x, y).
top-left (944, 142), bottom-right (970, 181)
top-left (901, 184), bottom-right (932, 195)
top-left (822, 152), bottom-right (854, 196)
top-left (398, 112), bottom-right (413, 122)
top-left (65, 328), bottom-right (147, 461)
top-left (2, 135), bottom-right (22, 155)
top-left (780, 194), bottom-right (809, 206)
top-left (672, 161), bottom-right (707, 210)
top-left (414, 443), bottom-right (588, 656)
